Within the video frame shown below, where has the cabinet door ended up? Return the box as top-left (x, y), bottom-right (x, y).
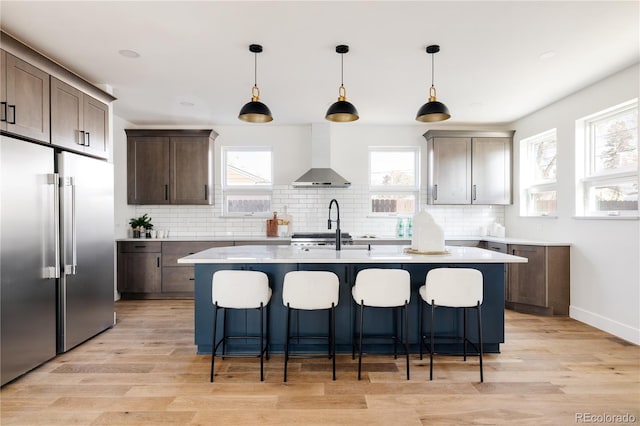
top-left (507, 245), bottom-right (546, 307)
top-left (162, 267), bottom-right (195, 293)
top-left (4, 52), bottom-right (50, 142)
top-left (83, 95), bottom-right (109, 159)
top-left (51, 77), bottom-right (84, 151)
top-left (117, 252), bottom-right (161, 293)
top-left (127, 137), bottom-right (170, 204)
top-left (471, 138), bottom-right (511, 204)
top-left (431, 137), bottom-right (471, 204)
top-left (0, 51), bottom-right (5, 130)
top-left (170, 137), bottom-right (212, 204)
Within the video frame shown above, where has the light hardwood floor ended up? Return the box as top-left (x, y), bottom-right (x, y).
top-left (1, 299), bottom-right (638, 425)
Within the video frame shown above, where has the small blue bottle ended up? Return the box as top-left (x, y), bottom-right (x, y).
top-left (396, 218), bottom-right (405, 238)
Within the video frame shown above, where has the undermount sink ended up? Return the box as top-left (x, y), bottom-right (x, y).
top-left (299, 244), bottom-right (371, 251)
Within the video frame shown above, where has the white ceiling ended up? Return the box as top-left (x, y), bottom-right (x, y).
top-left (1, 1), bottom-right (638, 126)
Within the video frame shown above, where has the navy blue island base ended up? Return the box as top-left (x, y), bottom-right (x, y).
top-left (193, 261), bottom-right (506, 356)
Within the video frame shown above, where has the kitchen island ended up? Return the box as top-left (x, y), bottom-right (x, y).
top-left (179, 245), bottom-right (527, 355)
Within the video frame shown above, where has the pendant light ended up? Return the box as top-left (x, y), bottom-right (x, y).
top-left (325, 45), bottom-right (359, 122)
top-left (416, 45), bottom-right (451, 123)
top-left (238, 44), bottom-right (273, 123)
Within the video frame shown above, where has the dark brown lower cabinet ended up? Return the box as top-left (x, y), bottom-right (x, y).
top-left (506, 244), bottom-right (570, 316)
top-left (118, 240), bottom-right (236, 299)
top-left (117, 242), bottom-right (162, 297)
top-left (161, 241), bottom-right (231, 297)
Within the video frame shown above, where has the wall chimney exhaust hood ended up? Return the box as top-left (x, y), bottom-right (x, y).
top-left (292, 123), bottom-right (351, 188)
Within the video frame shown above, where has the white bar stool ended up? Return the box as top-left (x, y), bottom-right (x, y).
top-left (210, 270), bottom-right (272, 382)
top-left (282, 270), bottom-right (340, 382)
top-left (352, 268), bottom-right (411, 380)
top-left (419, 267), bottom-right (484, 382)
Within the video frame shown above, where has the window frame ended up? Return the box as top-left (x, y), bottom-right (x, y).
top-left (221, 146), bottom-right (274, 217)
top-left (520, 129), bottom-right (558, 217)
top-left (576, 99), bottom-right (638, 218)
top-left (368, 147), bottom-right (420, 217)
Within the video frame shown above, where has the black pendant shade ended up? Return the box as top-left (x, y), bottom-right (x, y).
top-left (238, 44), bottom-right (273, 123)
top-left (416, 44), bottom-right (450, 123)
top-left (326, 45), bottom-right (359, 122)
top-left (325, 97), bottom-right (359, 122)
top-left (239, 99), bottom-right (273, 123)
top-left (416, 100), bottom-right (450, 123)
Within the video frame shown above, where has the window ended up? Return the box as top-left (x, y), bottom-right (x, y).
top-left (520, 129), bottom-right (557, 216)
top-left (576, 99), bottom-right (638, 217)
top-left (369, 148), bottom-right (419, 215)
top-left (222, 147), bottom-right (272, 216)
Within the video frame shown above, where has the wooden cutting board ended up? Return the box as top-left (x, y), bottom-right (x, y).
top-left (266, 212), bottom-right (278, 237)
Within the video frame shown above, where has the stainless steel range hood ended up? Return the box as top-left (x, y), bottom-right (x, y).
top-left (292, 123), bottom-right (351, 188)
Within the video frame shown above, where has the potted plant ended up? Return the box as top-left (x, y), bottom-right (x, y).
top-left (129, 214), bottom-right (153, 238)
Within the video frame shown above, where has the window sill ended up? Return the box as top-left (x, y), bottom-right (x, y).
top-left (572, 215), bottom-right (639, 220)
top-left (219, 214), bottom-right (271, 219)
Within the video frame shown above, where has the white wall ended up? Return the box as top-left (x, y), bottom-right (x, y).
top-left (113, 115), bottom-right (135, 239)
top-left (506, 64), bottom-right (640, 344)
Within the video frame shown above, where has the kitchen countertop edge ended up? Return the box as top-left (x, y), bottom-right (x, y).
top-left (116, 235), bottom-right (570, 246)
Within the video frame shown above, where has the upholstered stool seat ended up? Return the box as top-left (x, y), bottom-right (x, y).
top-left (419, 267), bottom-right (484, 382)
top-left (352, 268), bottom-right (411, 380)
top-left (282, 270), bottom-right (340, 381)
top-left (210, 270), bottom-right (272, 382)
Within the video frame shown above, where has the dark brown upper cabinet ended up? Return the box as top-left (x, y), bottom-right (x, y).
top-left (126, 129), bottom-right (216, 205)
top-left (0, 50), bottom-right (50, 143)
top-left (51, 77), bottom-right (109, 159)
top-left (424, 130), bottom-right (515, 205)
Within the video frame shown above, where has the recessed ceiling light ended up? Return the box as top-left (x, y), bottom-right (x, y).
top-left (180, 101), bottom-right (195, 107)
top-left (118, 49), bottom-right (140, 58)
top-left (539, 50), bottom-right (556, 60)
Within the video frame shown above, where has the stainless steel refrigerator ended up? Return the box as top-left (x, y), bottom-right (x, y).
top-left (1, 135), bottom-right (114, 386)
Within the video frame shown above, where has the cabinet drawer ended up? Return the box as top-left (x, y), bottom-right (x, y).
top-left (483, 242), bottom-right (507, 253)
top-left (119, 241), bottom-right (161, 253)
top-left (162, 267), bottom-right (195, 293)
top-left (162, 241), bottom-right (231, 266)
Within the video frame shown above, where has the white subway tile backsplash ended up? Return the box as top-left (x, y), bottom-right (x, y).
top-left (133, 184), bottom-right (504, 238)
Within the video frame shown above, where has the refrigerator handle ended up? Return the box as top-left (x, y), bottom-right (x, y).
top-left (48, 173), bottom-right (61, 279)
top-left (70, 176), bottom-right (78, 274)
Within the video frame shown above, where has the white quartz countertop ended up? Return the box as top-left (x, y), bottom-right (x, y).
top-left (178, 244), bottom-right (528, 264)
top-left (117, 235), bottom-right (569, 246)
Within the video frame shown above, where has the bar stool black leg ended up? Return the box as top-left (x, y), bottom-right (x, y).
top-left (352, 301), bottom-right (357, 360)
top-left (266, 302), bottom-right (270, 360)
top-left (358, 301), bottom-right (364, 380)
top-left (463, 307), bottom-right (468, 361)
top-left (477, 302), bottom-right (484, 383)
top-left (404, 301), bottom-right (410, 380)
top-left (331, 303), bottom-right (336, 380)
top-left (211, 303), bottom-right (219, 382)
top-left (221, 308), bottom-right (228, 359)
top-left (430, 301), bottom-right (435, 381)
top-left (393, 306), bottom-right (398, 359)
top-left (259, 303), bottom-right (264, 382)
top-left (284, 304), bottom-right (290, 382)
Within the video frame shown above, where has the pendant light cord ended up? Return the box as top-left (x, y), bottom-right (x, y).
top-left (430, 52), bottom-right (435, 87)
top-left (341, 52), bottom-right (344, 87)
top-left (254, 51), bottom-right (258, 87)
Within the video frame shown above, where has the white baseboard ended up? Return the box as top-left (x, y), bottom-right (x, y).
top-left (570, 305), bottom-right (640, 345)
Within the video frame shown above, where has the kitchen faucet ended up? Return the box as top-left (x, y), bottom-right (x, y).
top-left (328, 199), bottom-right (341, 251)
